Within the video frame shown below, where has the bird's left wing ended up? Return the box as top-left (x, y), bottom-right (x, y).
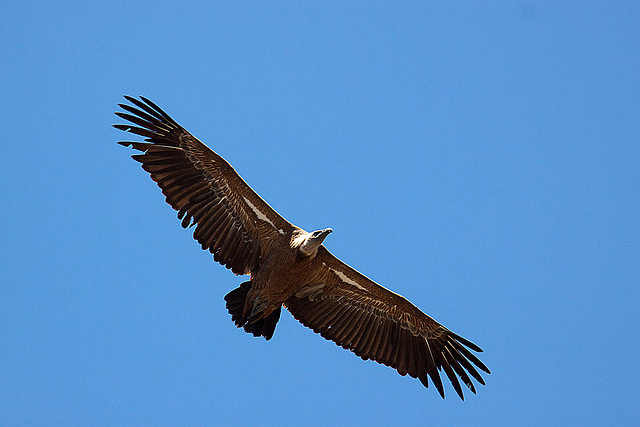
top-left (285, 246), bottom-right (490, 400)
top-left (114, 96), bottom-right (295, 276)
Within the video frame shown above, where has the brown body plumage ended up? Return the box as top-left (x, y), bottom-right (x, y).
top-left (115, 96), bottom-right (490, 399)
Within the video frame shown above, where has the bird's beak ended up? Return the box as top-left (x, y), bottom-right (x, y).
top-left (316, 228), bottom-right (332, 244)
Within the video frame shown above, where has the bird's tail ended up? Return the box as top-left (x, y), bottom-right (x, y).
top-left (224, 281), bottom-right (281, 341)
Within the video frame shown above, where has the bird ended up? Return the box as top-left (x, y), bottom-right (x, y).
top-left (114, 95), bottom-right (490, 400)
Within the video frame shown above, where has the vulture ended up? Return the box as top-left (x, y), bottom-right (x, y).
top-left (114, 96), bottom-right (490, 400)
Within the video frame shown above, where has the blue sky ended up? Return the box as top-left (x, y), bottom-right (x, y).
top-left (1, 1), bottom-right (639, 425)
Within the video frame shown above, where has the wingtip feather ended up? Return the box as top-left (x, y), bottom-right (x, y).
top-left (448, 330), bottom-right (484, 353)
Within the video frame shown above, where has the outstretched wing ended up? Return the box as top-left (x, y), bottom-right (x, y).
top-left (285, 246), bottom-right (490, 400)
top-left (114, 96), bottom-right (294, 275)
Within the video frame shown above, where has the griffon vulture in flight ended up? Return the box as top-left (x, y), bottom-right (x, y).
top-left (114, 96), bottom-right (490, 399)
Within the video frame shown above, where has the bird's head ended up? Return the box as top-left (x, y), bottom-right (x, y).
top-left (298, 228), bottom-right (333, 257)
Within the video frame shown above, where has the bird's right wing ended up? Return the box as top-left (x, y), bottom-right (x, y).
top-left (115, 96), bottom-right (295, 275)
top-left (285, 246), bottom-right (490, 400)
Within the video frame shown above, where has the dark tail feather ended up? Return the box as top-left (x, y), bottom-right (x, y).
top-left (224, 281), bottom-right (252, 326)
top-left (245, 307), bottom-right (281, 341)
top-left (224, 281), bottom-right (281, 341)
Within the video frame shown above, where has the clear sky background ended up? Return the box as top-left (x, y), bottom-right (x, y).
top-left (1, 2), bottom-right (639, 425)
